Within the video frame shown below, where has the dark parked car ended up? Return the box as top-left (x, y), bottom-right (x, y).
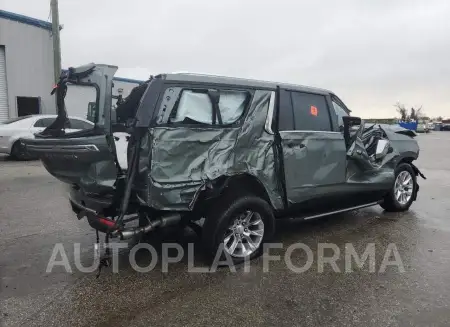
top-left (24, 63), bottom-right (425, 262)
top-left (441, 124), bottom-right (450, 131)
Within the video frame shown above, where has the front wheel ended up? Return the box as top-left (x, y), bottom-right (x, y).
top-left (202, 193), bottom-right (275, 264)
top-left (380, 163), bottom-right (417, 212)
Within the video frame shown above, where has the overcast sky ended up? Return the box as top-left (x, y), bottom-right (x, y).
top-left (2, 0), bottom-right (450, 118)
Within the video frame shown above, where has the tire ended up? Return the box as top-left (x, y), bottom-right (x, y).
top-left (202, 191), bottom-right (275, 264)
top-left (10, 141), bottom-right (31, 161)
top-left (380, 163), bottom-right (417, 212)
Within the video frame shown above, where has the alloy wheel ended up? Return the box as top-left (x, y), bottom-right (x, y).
top-left (223, 210), bottom-right (265, 258)
top-left (394, 170), bottom-right (414, 205)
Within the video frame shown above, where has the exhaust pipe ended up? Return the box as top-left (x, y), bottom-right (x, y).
top-left (117, 213), bottom-right (182, 240)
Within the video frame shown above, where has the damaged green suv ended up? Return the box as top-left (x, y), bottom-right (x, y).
top-left (24, 63), bottom-right (425, 262)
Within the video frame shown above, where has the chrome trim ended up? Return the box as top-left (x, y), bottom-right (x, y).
top-left (85, 144), bottom-right (100, 151)
top-left (303, 202), bottom-right (380, 220)
top-left (280, 130), bottom-right (341, 134)
top-left (264, 91), bottom-right (276, 134)
top-left (25, 144), bottom-right (100, 153)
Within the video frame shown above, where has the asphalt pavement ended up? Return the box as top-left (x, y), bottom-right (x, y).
top-left (1, 132), bottom-right (450, 327)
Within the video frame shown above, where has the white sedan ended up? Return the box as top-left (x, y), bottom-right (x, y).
top-left (0, 115), bottom-right (94, 160)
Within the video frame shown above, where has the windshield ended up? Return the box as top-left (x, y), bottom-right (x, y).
top-left (0, 116), bottom-right (33, 124)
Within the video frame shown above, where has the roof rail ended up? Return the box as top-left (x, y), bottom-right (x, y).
top-left (170, 71), bottom-right (227, 77)
top-left (169, 71), bottom-right (269, 83)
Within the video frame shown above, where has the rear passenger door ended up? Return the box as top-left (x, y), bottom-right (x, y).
top-left (278, 89), bottom-right (347, 207)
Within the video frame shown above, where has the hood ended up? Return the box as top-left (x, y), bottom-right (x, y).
top-left (367, 123), bottom-right (417, 138)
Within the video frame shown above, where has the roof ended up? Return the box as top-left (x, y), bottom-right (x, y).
top-left (163, 72), bottom-right (331, 95)
top-left (0, 10), bottom-right (52, 31)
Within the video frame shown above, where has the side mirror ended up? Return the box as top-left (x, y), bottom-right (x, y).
top-left (342, 116), bottom-right (362, 127)
top-left (342, 116), bottom-right (363, 148)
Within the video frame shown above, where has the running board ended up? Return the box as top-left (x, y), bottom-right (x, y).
top-left (303, 201), bottom-right (380, 221)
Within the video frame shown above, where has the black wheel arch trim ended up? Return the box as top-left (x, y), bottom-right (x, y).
top-left (190, 173), bottom-right (276, 215)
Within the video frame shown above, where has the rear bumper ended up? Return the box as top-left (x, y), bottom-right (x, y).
top-left (69, 185), bottom-right (113, 218)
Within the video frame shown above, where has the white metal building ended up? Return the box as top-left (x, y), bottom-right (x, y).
top-left (0, 10), bottom-right (56, 122)
top-left (0, 10), bottom-right (143, 122)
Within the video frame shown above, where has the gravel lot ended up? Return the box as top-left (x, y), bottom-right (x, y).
top-left (1, 132), bottom-right (450, 327)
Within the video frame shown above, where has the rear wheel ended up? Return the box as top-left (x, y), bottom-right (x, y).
top-left (202, 191), bottom-right (275, 264)
top-left (380, 163), bottom-right (416, 212)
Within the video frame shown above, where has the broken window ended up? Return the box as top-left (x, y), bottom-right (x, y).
top-left (168, 89), bottom-right (249, 126)
top-left (218, 90), bottom-right (248, 124)
top-left (170, 91), bottom-right (213, 124)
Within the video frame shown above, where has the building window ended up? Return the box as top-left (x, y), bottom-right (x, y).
top-left (17, 97), bottom-right (40, 116)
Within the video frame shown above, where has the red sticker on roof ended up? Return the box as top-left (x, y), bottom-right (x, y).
top-left (310, 105), bottom-right (318, 116)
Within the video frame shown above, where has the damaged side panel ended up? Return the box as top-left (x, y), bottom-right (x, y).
top-left (132, 78), bottom-right (422, 213)
top-left (344, 124), bottom-right (420, 195)
top-left (140, 90), bottom-right (283, 211)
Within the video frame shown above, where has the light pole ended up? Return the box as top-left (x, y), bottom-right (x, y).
top-left (50, 0), bottom-right (62, 86)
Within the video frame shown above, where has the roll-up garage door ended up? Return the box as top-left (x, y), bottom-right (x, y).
top-left (0, 46), bottom-right (9, 122)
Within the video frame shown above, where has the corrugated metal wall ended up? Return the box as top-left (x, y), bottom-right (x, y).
top-left (0, 46), bottom-right (9, 122)
top-left (0, 15), bottom-right (142, 121)
top-left (0, 18), bottom-right (55, 118)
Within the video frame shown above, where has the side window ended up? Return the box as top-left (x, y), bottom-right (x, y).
top-left (157, 87), bottom-right (250, 126)
top-left (33, 119), bottom-right (44, 127)
top-left (290, 92), bottom-right (331, 131)
top-left (34, 118), bottom-right (54, 128)
top-left (69, 119), bottom-right (93, 130)
top-left (277, 89), bottom-right (294, 131)
top-left (331, 99), bottom-right (349, 130)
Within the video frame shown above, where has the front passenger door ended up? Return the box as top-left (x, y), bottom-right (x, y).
top-left (278, 89), bottom-right (347, 208)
